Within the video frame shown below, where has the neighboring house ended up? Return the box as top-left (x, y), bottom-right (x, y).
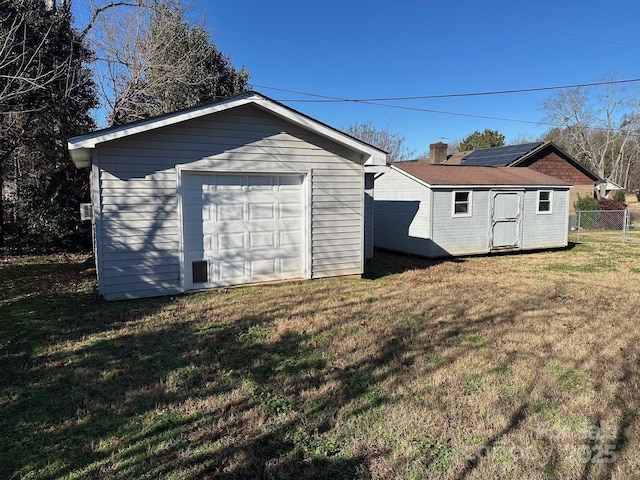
top-left (442, 142), bottom-right (601, 212)
top-left (68, 91), bottom-right (388, 300)
top-left (603, 179), bottom-right (625, 199)
top-left (374, 163), bottom-right (571, 258)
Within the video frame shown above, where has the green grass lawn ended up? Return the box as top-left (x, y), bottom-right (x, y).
top-left (2, 242), bottom-right (640, 479)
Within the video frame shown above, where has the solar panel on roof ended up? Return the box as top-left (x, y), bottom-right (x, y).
top-left (461, 142), bottom-right (543, 167)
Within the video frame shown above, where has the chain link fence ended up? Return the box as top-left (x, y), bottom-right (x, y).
top-left (572, 209), bottom-right (640, 243)
top-left (625, 209), bottom-right (640, 243)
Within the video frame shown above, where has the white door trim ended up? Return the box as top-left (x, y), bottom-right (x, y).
top-left (176, 167), bottom-right (310, 292)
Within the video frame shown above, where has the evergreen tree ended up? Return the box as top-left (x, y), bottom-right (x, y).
top-left (459, 129), bottom-right (505, 151)
top-left (0, 0), bottom-right (97, 251)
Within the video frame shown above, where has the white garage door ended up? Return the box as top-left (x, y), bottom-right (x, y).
top-left (182, 173), bottom-right (304, 289)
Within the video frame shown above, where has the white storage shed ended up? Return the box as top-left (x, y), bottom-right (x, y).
top-left (68, 92), bottom-right (387, 300)
top-left (374, 163), bottom-right (571, 257)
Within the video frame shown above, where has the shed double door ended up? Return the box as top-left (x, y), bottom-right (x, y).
top-left (182, 173), bottom-right (304, 289)
top-left (490, 190), bottom-right (523, 250)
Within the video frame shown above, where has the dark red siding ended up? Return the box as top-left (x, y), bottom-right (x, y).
top-left (519, 151), bottom-right (595, 185)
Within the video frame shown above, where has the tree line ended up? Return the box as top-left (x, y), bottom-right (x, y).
top-left (2, 0), bottom-right (638, 253)
top-left (0, 0), bottom-right (249, 252)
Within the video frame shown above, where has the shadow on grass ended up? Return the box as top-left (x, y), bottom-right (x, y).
top-left (1, 256), bottom-right (399, 479)
top-left (3, 249), bottom-right (639, 479)
top-left (364, 248), bottom-right (463, 279)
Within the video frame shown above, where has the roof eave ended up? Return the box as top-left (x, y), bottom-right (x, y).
top-left (67, 91), bottom-right (388, 169)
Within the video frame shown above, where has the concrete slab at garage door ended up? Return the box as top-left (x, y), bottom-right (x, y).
top-left (182, 173), bottom-right (304, 289)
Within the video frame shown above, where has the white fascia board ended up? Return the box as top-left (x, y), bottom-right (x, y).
top-left (68, 92), bottom-right (388, 168)
top-left (67, 94), bottom-right (258, 168)
top-left (364, 164), bottom-right (390, 174)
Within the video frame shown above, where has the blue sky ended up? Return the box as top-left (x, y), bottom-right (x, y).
top-left (75, 1), bottom-right (640, 156)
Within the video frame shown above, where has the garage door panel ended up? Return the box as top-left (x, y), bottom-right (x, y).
top-left (280, 256), bottom-right (302, 274)
top-left (249, 203), bottom-right (275, 220)
top-left (217, 204), bottom-right (244, 221)
top-left (280, 229), bottom-right (301, 246)
top-left (249, 231), bottom-right (275, 249)
top-left (218, 260), bottom-right (245, 280)
top-left (248, 176), bottom-right (274, 190)
top-left (217, 232), bottom-right (245, 251)
top-left (250, 258), bottom-right (276, 277)
top-left (183, 173), bottom-right (304, 288)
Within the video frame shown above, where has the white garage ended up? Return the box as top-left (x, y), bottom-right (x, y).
top-left (181, 173), bottom-right (305, 289)
top-left (67, 92), bottom-right (387, 300)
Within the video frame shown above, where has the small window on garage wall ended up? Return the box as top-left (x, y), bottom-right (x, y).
top-left (537, 190), bottom-right (552, 214)
top-left (192, 261), bottom-right (208, 284)
top-left (452, 191), bottom-right (472, 217)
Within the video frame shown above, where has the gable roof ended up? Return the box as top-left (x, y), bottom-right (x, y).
top-left (393, 163), bottom-right (572, 188)
top-left (458, 141), bottom-right (601, 182)
top-left (67, 91), bottom-right (388, 169)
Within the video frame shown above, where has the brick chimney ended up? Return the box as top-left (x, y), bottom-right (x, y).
top-left (429, 142), bottom-right (448, 164)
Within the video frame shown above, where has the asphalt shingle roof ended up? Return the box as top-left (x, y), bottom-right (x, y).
top-left (393, 163), bottom-right (572, 187)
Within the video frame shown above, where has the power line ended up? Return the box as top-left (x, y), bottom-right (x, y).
top-left (253, 83), bottom-right (640, 131)
top-left (253, 77), bottom-right (640, 103)
top-left (411, 0), bottom-right (640, 50)
top-left (341, 99), bottom-right (559, 126)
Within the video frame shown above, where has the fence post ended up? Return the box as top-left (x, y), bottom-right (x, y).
top-left (576, 211), bottom-right (581, 241)
top-left (623, 208), bottom-right (629, 243)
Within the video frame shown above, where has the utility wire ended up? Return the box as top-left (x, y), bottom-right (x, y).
top-left (253, 77), bottom-right (640, 103)
top-left (411, 0), bottom-right (640, 50)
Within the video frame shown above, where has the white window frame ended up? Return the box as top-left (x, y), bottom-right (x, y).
top-left (537, 190), bottom-right (553, 214)
top-left (452, 190), bottom-right (472, 217)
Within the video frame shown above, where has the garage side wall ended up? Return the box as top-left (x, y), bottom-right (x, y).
top-left (93, 105), bottom-right (365, 300)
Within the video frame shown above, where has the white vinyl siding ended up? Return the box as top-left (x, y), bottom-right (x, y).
top-left (522, 188), bottom-right (569, 249)
top-left (373, 167), bottom-right (431, 256)
top-left (94, 105), bottom-right (365, 300)
top-left (374, 167), bottom-right (570, 259)
top-left (432, 189), bottom-right (491, 256)
top-left (364, 173), bottom-right (375, 259)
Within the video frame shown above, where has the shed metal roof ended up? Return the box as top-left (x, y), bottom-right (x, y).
top-left (393, 163), bottom-right (572, 187)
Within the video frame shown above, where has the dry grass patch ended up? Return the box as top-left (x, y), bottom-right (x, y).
top-left (3, 243), bottom-right (640, 479)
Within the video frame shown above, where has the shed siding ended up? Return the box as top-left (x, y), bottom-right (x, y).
top-left (521, 188), bottom-right (569, 249)
top-left (364, 173), bottom-right (374, 259)
top-left (95, 105), bottom-right (364, 300)
top-left (373, 168), bottom-right (431, 256)
top-left (374, 166), bottom-right (570, 259)
top-left (431, 189), bottom-right (491, 256)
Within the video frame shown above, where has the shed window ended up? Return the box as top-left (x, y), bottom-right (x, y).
top-left (537, 191), bottom-right (552, 214)
top-left (453, 191), bottom-right (472, 216)
top-left (192, 261), bottom-right (208, 284)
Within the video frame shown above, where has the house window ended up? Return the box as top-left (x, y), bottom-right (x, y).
top-left (453, 191), bottom-right (472, 216)
top-left (192, 261), bottom-right (208, 283)
top-left (537, 191), bottom-right (552, 214)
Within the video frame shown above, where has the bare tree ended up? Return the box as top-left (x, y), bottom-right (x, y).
top-left (344, 121), bottom-right (416, 163)
top-left (542, 77), bottom-right (640, 188)
top-left (86, 0), bottom-right (249, 126)
top-left (0, 8), bottom-right (72, 116)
